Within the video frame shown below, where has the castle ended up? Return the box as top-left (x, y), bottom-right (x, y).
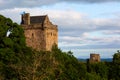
top-left (21, 13), bottom-right (58, 51)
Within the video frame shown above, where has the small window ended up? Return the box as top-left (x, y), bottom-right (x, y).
top-left (51, 32), bottom-right (52, 36)
top-left (32, 33), bottom-right (34, 37)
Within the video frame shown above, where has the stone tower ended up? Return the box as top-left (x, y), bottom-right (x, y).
top-left (89, 53), bottom-right (100, 63)
top-left (21, 13), bottom-right (58, 51)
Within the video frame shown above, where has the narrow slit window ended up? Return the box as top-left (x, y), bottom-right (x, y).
top-left (32, 33), bottom-right (34, 37)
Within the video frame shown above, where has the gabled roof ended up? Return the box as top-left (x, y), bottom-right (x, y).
top-left (30, 15), bottom-right (47, 24)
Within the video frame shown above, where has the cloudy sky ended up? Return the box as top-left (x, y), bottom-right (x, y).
top-left (0, 0), bottom-right (120, 58)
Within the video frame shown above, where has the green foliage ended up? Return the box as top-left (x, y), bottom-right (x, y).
top-left (113, 50), bottom-right (120, 64)
top-left (87, 62), bottom-right (108, 80)
top-left (51, 46), bottom-right (87, 80)
top-left (0, 15), bottom-right (25, 49)
top-left (0, 14), bottom-right (26, 80)
top-left (86, 73), bottom-right (101, 80)
top-left (0, 14), bottom-right (120, 80)
top-left (0, 15), bottom-right (12, 38)
top-left (108, 50), bottom-right (120, 80)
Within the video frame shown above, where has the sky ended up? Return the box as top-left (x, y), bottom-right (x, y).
top-left (0, 0), bottom-right (120, 58)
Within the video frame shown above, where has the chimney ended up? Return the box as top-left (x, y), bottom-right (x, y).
top-left (21, 13), bottom-right (30, 25)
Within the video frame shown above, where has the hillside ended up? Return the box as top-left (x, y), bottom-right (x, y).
top-left (0, 14), bottom-right (120, 80)
top-left (0, 14), bottom-right (86, 80)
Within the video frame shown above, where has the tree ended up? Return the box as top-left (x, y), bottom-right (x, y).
top-left (113, 50), bottom-right (120, 64)
top-left (87, 62), bottom-right (108, 80)
top-left (109, 50), bottom-right (120, 80)
top-left (0, 14), bottom-right (26, 80)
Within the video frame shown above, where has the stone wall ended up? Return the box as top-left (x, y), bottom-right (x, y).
top-left (89, 54), bottom-right (100, 63)
top-left (24, 28), bottom-right (46, 50)
top-left (45, 28), bottom-right (58, 51)
top-left (21, 13), bottom-right (58, 51)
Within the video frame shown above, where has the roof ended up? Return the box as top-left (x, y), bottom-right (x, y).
top-left (30, 15), bottom-right (47, 24)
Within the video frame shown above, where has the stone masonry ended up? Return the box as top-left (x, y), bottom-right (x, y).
top-left (89, 53), bottom-right (100, 63)
top-left (21, 13), bottom-right (58, 51)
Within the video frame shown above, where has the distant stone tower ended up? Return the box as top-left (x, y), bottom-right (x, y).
top-left (89, 53), bottom-right (100, 63)
top-left (21, 13), bottom-right (58, 51)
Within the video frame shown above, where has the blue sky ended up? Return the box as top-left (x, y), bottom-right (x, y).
top-left (0, 0), bottom-right (120, 58)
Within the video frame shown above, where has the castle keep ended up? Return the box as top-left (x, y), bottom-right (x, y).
top-left (21, 13), bottom-right (58, 51)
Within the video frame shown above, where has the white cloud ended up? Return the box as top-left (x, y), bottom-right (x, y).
top-left (82, 32), bottom-right (90, 37)
top-left (1, 7), bottom-right (120, 49)
top-left (58, 41), bottom-right (88, 47)
top-left (0, 0), bottom-right (4, 4)
top-left (103, 30), bottom-right (120, 35)
top-left (0, 0), bottom-right (120, 10)
top-left (62, 0), bottom-right (120, 3)
top-left (0, 0), bottom-right (59, 10)
top-left (1, 7), bottom-right (120, 31)
top-left (93, 18), bottom-right (120, 29)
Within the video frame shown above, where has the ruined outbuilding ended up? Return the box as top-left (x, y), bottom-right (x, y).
top-left (89, 53), bottom-right (100, 63)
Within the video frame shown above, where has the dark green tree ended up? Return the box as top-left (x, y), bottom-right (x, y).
top-left (0, 14), bottom-right (26, 80)
top-left (113, 50), bottom-right (120, 64)
top-left (109, 50), bottom-right (120, 80)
